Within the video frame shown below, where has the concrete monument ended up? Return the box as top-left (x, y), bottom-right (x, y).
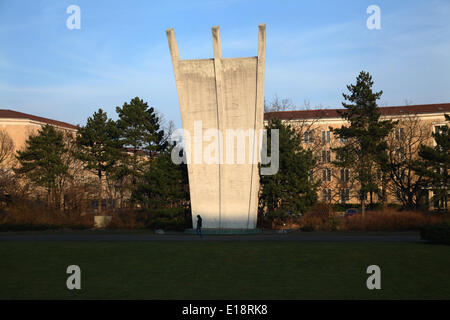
top-left (167, 24), bottom-right (266, 229)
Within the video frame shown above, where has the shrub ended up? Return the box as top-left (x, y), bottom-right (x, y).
top-left (293, 208), bottom-right (449, 232)
top-left (420, 222), bottom-right (450, 245)
top-left (106, 207), bottom-right (189, 231)
top-left (332, 203), bottom-right (360, 212)
top-left (342, 209), bottom-right (447, 231)
top-left (152, 217), bottom-right (185, 231)
top-left (107, 209), bottom-right (149, 229)
top-left (306, 202), bottom-right (333, 221)
top-left (299, 220), bottom-right (315, 232)
top-left (326, 216), bottom-right (341, 231)
top-left (0, 204), bottom-right (92, 231)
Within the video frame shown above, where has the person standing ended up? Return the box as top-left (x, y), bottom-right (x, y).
top-left (196, 215), bottom-right (203, 237)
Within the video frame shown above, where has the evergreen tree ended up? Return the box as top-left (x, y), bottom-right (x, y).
top-left (133, 148), bottom-right (189, 210)
top-left (331, 71), bottom-right (395, 215)
top-left (415, 114), bottom-right (449, 212)
top-left (116, 97), bottom-right (167, 190)
top-left (76, 109), bottom-right (123, 214)
top-left (260, 118), bottom-right (318, 216)
top-left (15, 124), bottom-right (68, 207)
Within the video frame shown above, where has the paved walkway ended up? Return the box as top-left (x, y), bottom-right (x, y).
top-left (0, 230), bottom-right (423, 242)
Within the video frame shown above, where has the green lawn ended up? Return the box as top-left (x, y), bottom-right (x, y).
top-left (0, 241), bottom-right (449, 299)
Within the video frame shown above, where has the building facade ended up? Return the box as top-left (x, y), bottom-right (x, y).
top-left (264, 103), bottom-right (450, 209)
top-left (0, 109), bottom-right (77, 154)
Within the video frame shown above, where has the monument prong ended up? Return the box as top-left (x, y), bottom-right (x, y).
top-left (212, 26), bottom-right (222, 60)
top-left (168, 25), bottom-right (266, 231)
top-left (258, 24), bottom-right (266, 61)
top-left (166, 28), bottom-right (180, 64)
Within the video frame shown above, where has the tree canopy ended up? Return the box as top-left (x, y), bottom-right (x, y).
top-left (15, 124), bottom-right (69, 206)
top-left (331, 71), bottom-right (396, 213)
top-left (260, 118), bottom-right (318, 216)
top-left (415, 114), bottom-right (449, 212)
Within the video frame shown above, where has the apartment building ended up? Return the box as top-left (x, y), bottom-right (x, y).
top-left (0, 109), bottom-right (77, 153)
top-left (264, 103), bottom-right (450, 208)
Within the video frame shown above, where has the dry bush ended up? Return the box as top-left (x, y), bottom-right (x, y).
top-left (342, 209), bottom-right (448, 231)
top-left (305, 202), bottom-right (334, 220)
top-left (0, 129), bottom-right (14, 167)
top-left (271, 216), bottom-right (302, 230)
top-left (271, 207), bottom-right (450, 232)
top-left (62, 180), bottom-right (98, 214)
top-left (106, 208), bottom-right (187, 230)
top-left (0, 169), bottom-right (30, 207)
top-left (107, 209), bottom-right (149, 229)
top-left (270, 203), bottom-right (335, 230)
top-left (0, 204), bottom-right (92, 231)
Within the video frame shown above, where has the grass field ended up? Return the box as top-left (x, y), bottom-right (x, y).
top-left (0, 241), bottom-right (449, 299)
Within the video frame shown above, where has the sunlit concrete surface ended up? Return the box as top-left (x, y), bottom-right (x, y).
top-left (167, 25), bottom-right (266, 229)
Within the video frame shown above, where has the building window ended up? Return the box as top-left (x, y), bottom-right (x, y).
top-left (340, 168), bottom-right (349, 182)
top-left (377, 189), bottom-right (386, 202)
top-left (304, 130), bottom-right (314, 143)
top-left (434, 125), bottom-right (448, 146)
top-left (395, 147), bottom-right (406, 160)
top-left (359, 190), bottom-right (368, 201)
top-left (434, 125), bottom-right (447, 136)
top-left (395, 190), bottom-right (403, 202)
top-left (322, 188), bottom-right (332, 202)
top-left (321, 130), bottom-right (331, 144)
top-left (377, 169), bottom-right (383, 182)
top-left (321, 150), bottom-right (331, 163)
top-left (308, 169), bottom-right (314, 182)
top-left (322, 168), bottom-right (332, 182)
top-left (394, 127), bottom-right (405, 141)
top-left (340, 188), bottom-right (350, 202)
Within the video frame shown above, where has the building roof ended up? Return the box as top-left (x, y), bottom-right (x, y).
top-left (264, 103), bottom-right (450, 121)
top-left (0, 109), bottom-right (77, 130)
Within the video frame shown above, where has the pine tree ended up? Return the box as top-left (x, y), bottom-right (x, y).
top-left (415, 114), bottom-right (449, 212)
top-left (76, 109), bottom-right (123, 214)
top-left (15, 124), bottom-right (69, 208)
top-left (133, 148), bottom-right (189, 211)
top-left (260, 118), bottom-right (318, 217)
top-left (331, 71), bottom-right (395, 216)
top-left (116, 97), bottom-right (167, 191)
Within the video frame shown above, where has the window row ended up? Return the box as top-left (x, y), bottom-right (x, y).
top-left (321, 188), bottom-right (351, 202)
top-left (303, 125), bottom-right (447, 146)
top-left (310, 168), bottom-right (350, 182)
top-left (303, 130), bottom-right (332, 144)
top-left (303, 130), bottom-right (350, 144)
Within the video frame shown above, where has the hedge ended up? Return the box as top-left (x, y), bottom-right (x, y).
top-left (420, 222), bottom-right (450, 245)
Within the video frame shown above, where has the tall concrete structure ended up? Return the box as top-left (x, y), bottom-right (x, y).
top-left (167, 24), bottom-right (266, 229)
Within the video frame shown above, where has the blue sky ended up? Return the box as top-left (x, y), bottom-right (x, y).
top-left (1, 0), bottom-right (449, 129)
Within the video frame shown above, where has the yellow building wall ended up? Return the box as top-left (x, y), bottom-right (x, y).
top-left (265, 111), bottom-right (448, 208)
